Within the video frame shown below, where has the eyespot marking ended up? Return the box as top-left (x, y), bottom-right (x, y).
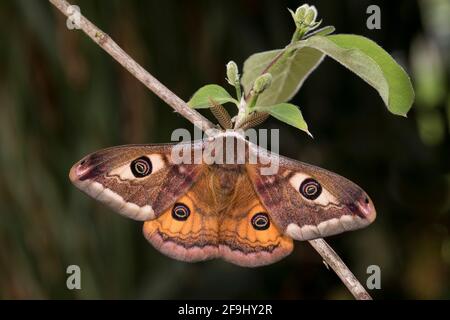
top-left (130, 156), bottom-right (152, 178)
top-left (171, 203), bottom-right (190, 221)
top-left (289, 173), bottom-right (338, 206)
top-left (299, 178), bottom-right (322, 200)
top-left (251, 212), bottom-right (270, 231)
top-left (109, 154), bottom-right (165, 180)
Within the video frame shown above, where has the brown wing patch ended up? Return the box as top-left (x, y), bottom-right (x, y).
top-left (246, 159), bottom-right (376, 241)
top-left (69, 144), bottom-right (204, 221)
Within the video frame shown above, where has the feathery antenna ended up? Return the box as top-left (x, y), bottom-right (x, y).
top-left (238, 112), bottom-right (270, 130)
top-left (209, 98), bottom-right (233, 129)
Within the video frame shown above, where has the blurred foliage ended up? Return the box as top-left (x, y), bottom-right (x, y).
top-left (0, 0), bottom-right (449, 299)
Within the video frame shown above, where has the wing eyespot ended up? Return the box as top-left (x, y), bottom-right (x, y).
top-left (130, 156), bottom-right (152, 178)
top-left (251, 212), bottom-right (270, 231)
top-left (171, 203), bottom-right (190, 221)
top-left (299, 178), bottom-right (322, 200)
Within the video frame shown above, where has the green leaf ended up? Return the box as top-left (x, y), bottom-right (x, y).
top-left (291, 34), bottom-right (414, 116)
top-left (241, 47), bottom-right (325, 107)
top-left (188, 84), bottom-right (238, 109)
top-left (255, 103), bottom-right (312, 137)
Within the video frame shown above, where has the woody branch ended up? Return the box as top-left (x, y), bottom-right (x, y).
top-left (49, 0), bottom-right (372, 300)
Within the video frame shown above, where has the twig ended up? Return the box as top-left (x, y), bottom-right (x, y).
top-left (49, 0), bottom-right (215, 133)
top-left (309, 239), bottom-right (372, 300)
top-left (49, 0), bottom-right (372, 300)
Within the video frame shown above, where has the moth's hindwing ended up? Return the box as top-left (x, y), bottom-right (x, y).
top-left (218, 171), bottom-right (293, 267)
top-left (143, 169), bottom-right (219, 262)
top-left (143, 166), bottom-right (293, 267)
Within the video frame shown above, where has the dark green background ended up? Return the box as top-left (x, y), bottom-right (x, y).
top-left (0, 0), bottom-right (448, 299)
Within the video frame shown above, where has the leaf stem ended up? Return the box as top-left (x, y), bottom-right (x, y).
top-left (246, 92), bottom-right (259, 113)
top-left (291, 28), bottom-right (306, 43)
top-left (235, 83), bottom-right (242, 102)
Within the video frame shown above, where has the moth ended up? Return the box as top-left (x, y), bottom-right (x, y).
top-left (69, 130), bottom-right (376, 267)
